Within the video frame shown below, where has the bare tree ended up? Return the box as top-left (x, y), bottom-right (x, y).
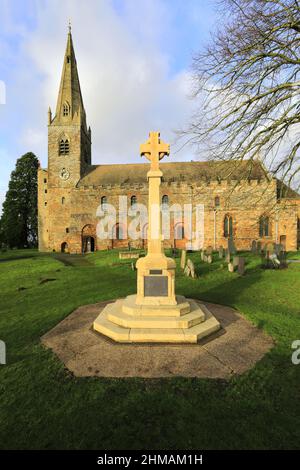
top-left (187, 0), bottom-right (300, 193)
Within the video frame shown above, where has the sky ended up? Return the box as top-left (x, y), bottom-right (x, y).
top-left (0, 0), bottom-right (218, 213)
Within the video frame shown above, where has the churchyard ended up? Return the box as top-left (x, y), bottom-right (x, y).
top-left (0, 247), bottom-right (299, 449)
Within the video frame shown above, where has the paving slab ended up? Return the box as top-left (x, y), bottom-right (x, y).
top-left (41, 299), bottom-right (274, 379)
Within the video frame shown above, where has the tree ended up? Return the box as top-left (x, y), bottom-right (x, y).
top-left (188, 0), bottom-right (300, 192)
top-left (0, 152), bottom-right (39, 248)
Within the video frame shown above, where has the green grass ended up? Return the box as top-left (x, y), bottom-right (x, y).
top-left (0, 248), bottom-right (300, 449)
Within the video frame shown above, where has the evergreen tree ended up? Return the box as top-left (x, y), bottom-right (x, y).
top-left (0, 152), bottom-right (39, 248)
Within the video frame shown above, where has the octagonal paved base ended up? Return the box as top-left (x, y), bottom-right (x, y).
top-left (41, 300), bottom-right (273, 379)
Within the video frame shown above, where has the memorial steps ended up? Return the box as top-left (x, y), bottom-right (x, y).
top-left (93, 295), bottom-right (220, 343)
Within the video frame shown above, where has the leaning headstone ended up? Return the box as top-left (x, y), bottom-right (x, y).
top-left (188, 259), bottom-right (196, 278)
top-left (184, 258), bottom-right (196, 278)
top-left (238, 257), bottom-right (245, 275)
top-left (251, 240), bottom-right (257, 253)
top-left (269, 253), bottom-right (280, 268)
top-left (180, 249), bottom-right (186, 269)
top-left (218, 246), bottom-right (224, 259)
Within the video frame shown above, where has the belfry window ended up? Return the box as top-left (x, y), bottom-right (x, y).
top-left (59, 139), bottom-right (70, 155)
top-left (63, 102), bottom-right (70, 116)
top-left (214, 196), bottom-right (220, 207)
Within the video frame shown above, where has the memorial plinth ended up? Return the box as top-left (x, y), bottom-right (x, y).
top-left (93, 132), bottom-right (220, 343)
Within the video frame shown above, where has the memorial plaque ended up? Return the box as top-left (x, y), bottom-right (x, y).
top-left (149, 269), bottom-right (162, 275)
top-left (144, 276), bottom-right (168, 296)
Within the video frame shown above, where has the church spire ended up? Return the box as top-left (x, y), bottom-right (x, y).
top-left (54, 26), bottom-right (86, 126)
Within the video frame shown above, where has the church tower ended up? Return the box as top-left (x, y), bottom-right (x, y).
top-left (38, 27), bottom-right (92, 253)
top-left (48, 26), bottom-right (91, 188)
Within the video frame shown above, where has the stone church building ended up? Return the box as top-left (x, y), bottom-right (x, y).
top-left (38, 30), bottom-right (300, 254)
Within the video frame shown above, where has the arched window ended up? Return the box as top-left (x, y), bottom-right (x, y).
top-left (63, 102), bottom-right (70, 116)
top-left (214, 196), bottom-right (220, 207)
top-left (175, 223), bottom-right (184, 240)
top-left (162, 194), bottom-right (169, 206)
top-left (101, 196), bottom-right (107, 212)
top-left (59, 139), bottom-right (70, 155)
top-left (259, 216), bottom-right (270, 237)
top-left (224, 215), bottom-right (233, 238)
top-left (130, 195), bottom-right (137, 207)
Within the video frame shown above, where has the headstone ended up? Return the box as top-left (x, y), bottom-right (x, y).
top-left (228, 237), bottom-right (237, 255)
top-left (200, 250), bottom-right (204, 261)
top-left (233, 256), bottom-right (239, 268)
top-left (218, 246), bottom-right (224, 259)
top-left (188, 259), bottom-right (196, 278)
top-left (251, 240), bottom-right (257, 253)
top-left (238, 257), bottom-right (245, 275)
top-left (269, 253), bottom-right (280, 268)
top-left (225, 249), bottom-right (231, 263)
top-left (184, 258), bottom-right (196, 278)
top-left (256, 241), bottom-right (262, 254)
top-left (228, 263), bottom-right (235, 273)
top-left (180, 249), bottom-right (186, 269)
top-left (207, 254), bottom-right (213, 264)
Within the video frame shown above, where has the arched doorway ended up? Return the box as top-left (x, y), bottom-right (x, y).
top-left (61, 242), bottom-right (68, 253)
top-left (82, 224), bottom-right (96, 253)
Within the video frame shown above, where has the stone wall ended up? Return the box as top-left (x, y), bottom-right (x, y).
top-left (38, 171), bottom-right (300, 253)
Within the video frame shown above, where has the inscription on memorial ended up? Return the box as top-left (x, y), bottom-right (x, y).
top-left (144, 276), bottom-right (168, 296)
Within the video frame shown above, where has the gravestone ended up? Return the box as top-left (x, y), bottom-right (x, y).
top-left (228, 263), bottom-right (235, 273)
top-left (256, 241), bottom-right (262, 254)
top-left (184, 258), bottom-right (196, 278)
top-left (207, 254), bottom-right (213, 264)
top-left (206, 246), bottom-right (213, 255)
top-left (218, 246), bottom-right (224, 259)
top-left (180, 249), bottom-right (187, 269)
top-left (200, 250), bottom-right (204, 261)
top-left (225, 249), bottom-right (231, 263)
top-left (238, 257), bottom-right (245, 275)
top-left (233, 256), bottom-right (239, 268)
top-left (228, 237), bottom-right (237, 255)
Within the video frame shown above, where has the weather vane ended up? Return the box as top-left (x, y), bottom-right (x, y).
top-left (68, 19), bottom-right (72, 33)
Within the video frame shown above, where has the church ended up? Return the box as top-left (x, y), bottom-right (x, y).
top-left (38, 29), bottom-right (300, 254)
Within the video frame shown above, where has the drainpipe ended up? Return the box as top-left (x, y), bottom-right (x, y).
top-left (213, 209), bottom-right (217, 250)
top-left (275, 207), bottom-right (279, 243)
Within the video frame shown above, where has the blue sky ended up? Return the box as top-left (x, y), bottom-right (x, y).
top-left (0, 0), bottom-right (218, 212)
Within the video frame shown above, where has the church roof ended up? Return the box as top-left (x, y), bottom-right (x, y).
top-left (78, 160), bottom-right (267, 187)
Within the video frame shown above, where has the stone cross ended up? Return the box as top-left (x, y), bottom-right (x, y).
top-left (140, 131), bottom-right (170, 171)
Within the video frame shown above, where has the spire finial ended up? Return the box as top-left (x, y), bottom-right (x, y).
top-left (68, 19), bottom-right (71, 33)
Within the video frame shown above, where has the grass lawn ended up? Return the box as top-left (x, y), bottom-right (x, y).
top-left (0, 248), bottom-right (299, 450)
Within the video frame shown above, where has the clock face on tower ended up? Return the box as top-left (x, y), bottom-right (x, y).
top-left (60, 168), bottom-right (70, 180)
